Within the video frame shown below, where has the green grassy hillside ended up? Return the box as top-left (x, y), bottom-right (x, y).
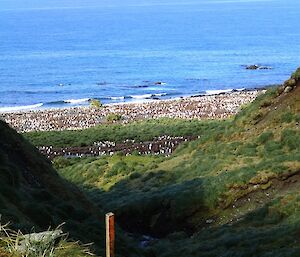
top-left (0, 121), bottom-right (141, 256)
top-left (24, 118), bottom-right (223, 147)
top-left (54, 70), bottom-right (300, 256)
top-left (3, 68), bottom-right (299, 256)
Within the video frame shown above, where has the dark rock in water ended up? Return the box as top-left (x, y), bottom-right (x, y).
top-left (232, 89), bottom-right (245, 92)
top-left (246, 65), bottom-right (260, 70)
top-left (259, 66), bottom-right (272, 70)
top-left (154, 81), bottom-right (166, 85)
top-left (245, 65), bottom-right (272, 70)
top-left (97, 82), bottom-right (108, 86)
top-left (133, 85), bottom-right (149, 88)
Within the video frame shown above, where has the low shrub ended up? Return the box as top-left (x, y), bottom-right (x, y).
top-left (90, 99), bottom-right (102, 109)
top-left (106, 113), bottom-right (123, 122)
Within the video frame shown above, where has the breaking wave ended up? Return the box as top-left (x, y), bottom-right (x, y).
top-left (0, 103), bottom-right (44, 113)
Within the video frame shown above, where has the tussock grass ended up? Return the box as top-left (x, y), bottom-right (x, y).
top-left (0, 120), bottom-right (144, 257)
top-left (0, 222), bottom-right (93, 257)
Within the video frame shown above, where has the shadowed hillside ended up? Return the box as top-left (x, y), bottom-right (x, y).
top-left (0, 120), bottom-right (141, 256)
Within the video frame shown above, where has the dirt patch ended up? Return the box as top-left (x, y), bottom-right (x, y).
top-left (235, 170), bottom-right (300, 206)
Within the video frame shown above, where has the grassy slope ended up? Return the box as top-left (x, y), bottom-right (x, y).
top-left (0, 121), bottom-right (141, 257)
top-left (55, 75), bottom-right (300, 256)
top-left (24, 118), bottom-right (225, 147)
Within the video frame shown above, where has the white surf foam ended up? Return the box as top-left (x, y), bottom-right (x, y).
top-left (64, 98), bottom-right (90, 104)
top-left (130, 94), bottom-right (153, 99)
top-left (153, 93), bottom-right (167, 97)
top-left (110, 96), bottom-right (125, 100)
top-left (0, 103), bottom-right (44, 113)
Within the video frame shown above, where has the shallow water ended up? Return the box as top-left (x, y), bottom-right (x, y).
top-left (0, 0), bottom-right (300, 110)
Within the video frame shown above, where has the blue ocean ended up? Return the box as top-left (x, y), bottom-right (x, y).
top-left (0, 0), bottom-right (300, 111)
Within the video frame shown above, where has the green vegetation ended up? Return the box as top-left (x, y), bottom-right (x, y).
top-left (54, 69), bottom-right (300, 256)
top-left (24, 118), bottom-right (223, 147)
top-left (1, 68), bottom-right (300, 256)
top-left (57, 120), bottom-right (300, 234)
top-left (106, 113), bottom-right (123, 123)
top-left (292, 67), bottom-right (300, 80)
top-left (0, 223), bottom-right (92, 257)
top-left (90, 99), bottom-right (102, 109)
top-left (53, 155), bottom-right (164, 192)
top-left (0, 120), bottom-right (141, 256)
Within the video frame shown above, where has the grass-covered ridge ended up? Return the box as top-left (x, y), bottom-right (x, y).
top-left (54, 68), bottom-right (300, 256)
top-left (292, 67), bottom-right (300, 80)
top-left (0, 120), bottom-right (141, 257)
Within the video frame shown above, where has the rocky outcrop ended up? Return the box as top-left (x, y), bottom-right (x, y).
top-left (280, 67), bottom-right (300, 94)
top-left (245, 65), bottom-right (272, 70)
top-left (154, 81), bottom-right (166, 85)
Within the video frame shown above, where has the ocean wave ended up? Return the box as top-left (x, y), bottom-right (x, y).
top-left (0, 103), bottom-right (43, 112)
top-left (153, 93), bottom-right (167, 97)
top-left (128, 93), bottom-right (168, 99)
top-left (205, 89), bottom-right (233, 95)
top-left (44, 100), bottom-right (65, 106)
top-left (129, 94), bottom-right (153, 99)
top-left (63, 98), bottom-right (90, 104)
top-left (110, 96), bottom-right (125, 100)
top-left (42, 98), bottom-right (92, 106)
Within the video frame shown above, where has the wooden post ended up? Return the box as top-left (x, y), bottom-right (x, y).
top-left (106, 212), bottom-right (115, 257)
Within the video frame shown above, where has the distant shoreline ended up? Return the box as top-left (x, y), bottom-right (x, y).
top-left (0, 86), bottom-right (273, 114)
top-left (0, 89), bottom-right (266, 133)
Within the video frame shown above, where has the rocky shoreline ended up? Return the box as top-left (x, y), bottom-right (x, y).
top-left (0, 89), bottom-right (265, 133)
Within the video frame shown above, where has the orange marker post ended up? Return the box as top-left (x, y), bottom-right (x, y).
top-left (106, 212), bottom-right (115, 257)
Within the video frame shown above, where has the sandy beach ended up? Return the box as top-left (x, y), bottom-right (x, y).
top-left (0, 89), bottom-right (265, 133)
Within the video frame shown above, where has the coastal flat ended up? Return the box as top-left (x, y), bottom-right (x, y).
top-left (0, 90), bottom-right (263, 132)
